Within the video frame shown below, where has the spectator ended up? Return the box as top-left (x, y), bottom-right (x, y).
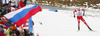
top-left (0, 0), bottom-right (2, 5)
top-left (0, 26), bottom-right (6, 36)
top-left (21, 29), bottom-right (30, 36)
top-left (0, 5), bottom-right (2, 18)
top-left (4, 23), bottom-right (10, 29)
top-left (0, 28), bottom-right (5, 36)
top-left (10, 26), bottom-right (20, 36)
top-left (0, 17), bottom-right (6, 25)
top-left (6, 24), bottom-right (13, 36)
top-left (1, 5), bottom-right (10, 16)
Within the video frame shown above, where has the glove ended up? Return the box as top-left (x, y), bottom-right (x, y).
top-left (83, 13), bottom-right (85, 16)
top-left (83, 11), bottom-right (85, 16)
top-left (74, 15), bottom-right (75, 18)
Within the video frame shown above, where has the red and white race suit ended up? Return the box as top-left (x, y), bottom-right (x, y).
top-left (73, 9), bottom-right (88, 27)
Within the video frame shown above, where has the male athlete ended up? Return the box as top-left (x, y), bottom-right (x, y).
top-left (73, 8), bottom-right (93, 31)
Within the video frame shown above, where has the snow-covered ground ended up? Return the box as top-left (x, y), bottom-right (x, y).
top-left (31, 6), bottom-right (100, 36)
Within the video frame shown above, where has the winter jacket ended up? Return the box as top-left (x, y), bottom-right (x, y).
top-left (0, 31), bottom-right (5, 36)
top-left (6, 28), bottom-right (12, 36)
top-left (0, 28), bottom-right (6, 36)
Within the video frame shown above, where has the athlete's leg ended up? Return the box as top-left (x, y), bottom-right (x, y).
top-left (78, 20), bottom-right (80, 31)
top-left (77, 16), bottom-right (80, 31)
top-left (80, 16), bottom-right (92, 30)
top-left (80, 16), bottom-right (88, 26)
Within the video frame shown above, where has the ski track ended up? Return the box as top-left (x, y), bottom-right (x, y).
top-left (31, 9), bottom-right (100, 36)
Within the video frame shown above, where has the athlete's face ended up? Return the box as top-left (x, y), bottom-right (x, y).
top-left (21, 0), bottom-right (25, 2)
top-left (77, 8), bottom-right (80, 11)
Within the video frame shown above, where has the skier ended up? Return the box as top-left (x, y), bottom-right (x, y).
top-left (73, 8), bottom-right (93, 31)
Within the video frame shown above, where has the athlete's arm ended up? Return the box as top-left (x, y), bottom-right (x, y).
top-left (73, 10), bottom-right (77, 18)
top-left (82, 9), bottom-right (85, 16)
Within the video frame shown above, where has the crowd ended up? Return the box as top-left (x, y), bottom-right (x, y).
top-left (0, 0), bottom-right (34, 36)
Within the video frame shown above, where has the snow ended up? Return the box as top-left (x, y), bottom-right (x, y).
top-left (31, 8), bottom-right (100, 36)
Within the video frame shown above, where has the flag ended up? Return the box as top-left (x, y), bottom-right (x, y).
top-left (29, 17), bottom-right (34, 33)
top-left (18, 1), bottom-right (25, 9)
top-left (4, 4), bottom-right (42, 27)
top-left (28, 0), bottom-right (33, 33)
top-left (21, 19), bottom-right (34, 29)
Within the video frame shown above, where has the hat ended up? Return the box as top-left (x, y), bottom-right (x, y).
top-left (9, 1), bottom-right (12, 3)
top-left (12, 26), bottom-right (16, 30)
top-left (77, 8), bottom-right (80, 10)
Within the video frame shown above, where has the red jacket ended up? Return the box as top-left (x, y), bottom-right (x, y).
top-left (0, 32), bottom-right (6, 36)
top-left (0, 22), bottom-right (5, 25)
